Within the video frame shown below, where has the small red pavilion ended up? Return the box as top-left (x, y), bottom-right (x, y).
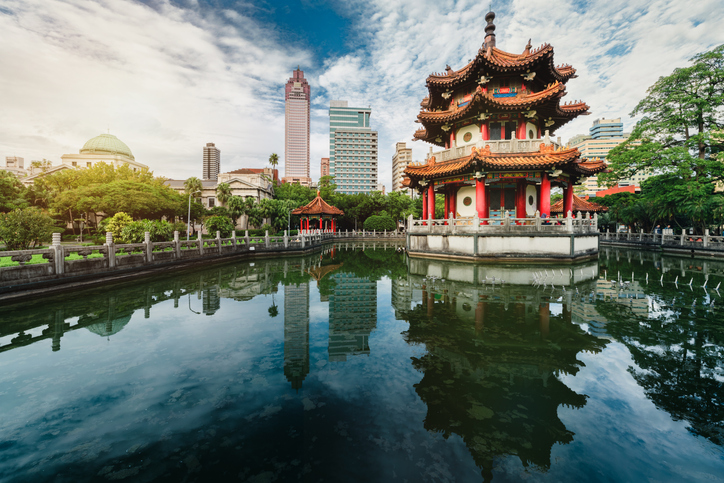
top-left (403, 11), bottom-right (606, 222)
top-left (292, 191), bottom-right (344, 232)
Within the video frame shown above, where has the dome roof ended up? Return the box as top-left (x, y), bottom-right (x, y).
top-left (80, 133), bottom-right (135, 160)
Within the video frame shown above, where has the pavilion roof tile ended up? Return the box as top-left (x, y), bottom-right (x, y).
top-left (551, 194), bottom-right (608, 213)
top-left (292, 192), bottom-right (344, 216)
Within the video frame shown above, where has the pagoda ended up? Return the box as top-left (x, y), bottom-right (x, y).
top-left (404, 11), bottom-right (606, 222)
top-left (292, 191), bottom-right (344, 232)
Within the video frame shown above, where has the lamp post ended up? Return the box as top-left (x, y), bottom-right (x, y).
top-left (187, 190), bottom-right (201, 241)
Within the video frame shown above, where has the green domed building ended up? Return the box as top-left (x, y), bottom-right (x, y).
top-left (60, 132), bottom-right (148, 171)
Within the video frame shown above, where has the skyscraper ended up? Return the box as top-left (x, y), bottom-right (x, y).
top-left (320, 157), bottom-right (329, 178)
top-left (329, 100), bottom-right (378, 194)
top-left (284, 68), bottom-right (311, 186)
top-left (284, 281), bottom-right (310, 390)
top-left (391, 142), bottom-right (412, 192)
top-left (328, 273), bottom-right (377, 362)
top-left (203, 143), bottom-right (220, 181)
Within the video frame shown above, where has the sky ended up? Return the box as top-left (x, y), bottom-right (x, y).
top-left (1, 0), bottom-right (723, 186)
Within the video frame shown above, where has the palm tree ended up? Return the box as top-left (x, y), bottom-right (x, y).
top-left (184, 177), bottom-right (203, 197)
top-left (268, 153), bottom-right (279, 170)
top-left (216, 182), bottom-right (232, 206)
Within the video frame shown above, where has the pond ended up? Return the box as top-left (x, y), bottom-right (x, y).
top-left (1, 244), bottom-right (723, 482)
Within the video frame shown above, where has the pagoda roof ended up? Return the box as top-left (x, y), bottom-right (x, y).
top-left (414, 84), bottom-right (589, 146)
top-left (403, 144), bottom-right (606, 185)
top-left (426, 44), bottom-right (577, 90)
top-left (292, 191), bottom-right (344, 216)
top-left (551, 194), bottom-right (608, 213)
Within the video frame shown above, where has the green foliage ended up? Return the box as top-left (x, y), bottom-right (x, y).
top-left (184, 177), bottom-right (203, 196)
top-left (268, 153), bottom-right (279, 169)
top-left (120, 219), bottom-right (174, 243)
top-left (205, 215), bottom-right (234, 237)
top-left (363, 215), bottom-right (396, 231)
top-left (216, 183), bottom-right (232, 206)
top-left (274, 182), bottom-right (316, 207)
top-left (101, 212), bottom-right (134, 240)
top-left (0, 207), bottom-right (57, 249)
top-left (0, 171), bottom-right (28, 212)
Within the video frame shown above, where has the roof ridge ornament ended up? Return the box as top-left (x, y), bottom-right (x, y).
top-left (483, 11), bottom-right (496, 53)
top-left (523, 38), bottom-right (532, 55)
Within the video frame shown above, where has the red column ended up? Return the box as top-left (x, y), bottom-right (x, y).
top-left (516, 180), bottom-right (527, 219)
top-left (444, 190), bottom-right (449, 223)
top-left (476, 178), bottom-right (487, 223)
top-left (540, 172), bottom-right (551, 218)
top-left (422, 189), bottom-right (428, 222)
top-left (450, 129), bottom-right (456, 148)
top-left (427, 184), bottom-right (435, 220)
top-left (517, 120), bottom-right (527, 140)
top-left (481, 121), bottom-right (490, 141)
top-left (450, 188), bottom-right (457, 218)
top-left (564, 183), bottom-right (574, 216)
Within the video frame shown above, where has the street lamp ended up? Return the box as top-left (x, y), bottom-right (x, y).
top-left (187, 190), bottom-right (202, 241)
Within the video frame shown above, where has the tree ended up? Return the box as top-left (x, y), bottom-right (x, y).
top-left (363, 215), bottom-right (396, 231)
top-left (0, 171), bottom-right (27, 212)
top-left (602, 44), bottom-right (724, 192)
top-left (205, 215), bottom-right (234, 237)
top-left (102, 212), bottom-right (134, 241)
top-left (184, 177), bottom-right (203, 196)
top-left (216, 182), bottom-right (232, 206)
top-left (268, 153), bottom-right (279, 171)
top-left (0, 207), bottom-right (56, 249)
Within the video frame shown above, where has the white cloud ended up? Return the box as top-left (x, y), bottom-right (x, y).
top-left (0, 0), bottom-right (311, 179)
top-left (1, 0), bottom-right (723, 186)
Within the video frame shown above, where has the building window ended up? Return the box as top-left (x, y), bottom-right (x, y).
top-left (86, 162), bottom-right (92, 167)
top-left (208, 198), bottom-right (215, 207)
top-left (72, 161), bottom-right (77, 167)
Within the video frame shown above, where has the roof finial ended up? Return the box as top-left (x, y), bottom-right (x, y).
top-left (484, 10), bottom-right (496, 52)
top-left (523, 38), bottom-right (532, 55)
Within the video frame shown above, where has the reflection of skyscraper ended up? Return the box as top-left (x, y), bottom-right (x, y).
top-left (202, 286), bottom-right (221, 315)
top-left (284, 282), bottom-right (310, 390)
top-left (328, 273), bottom-right (377, 361)
top-left (391, 277), bottom-right (412, 320)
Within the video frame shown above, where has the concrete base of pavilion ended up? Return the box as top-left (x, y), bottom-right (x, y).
top-left (406, 214), bottom-right (600, 263)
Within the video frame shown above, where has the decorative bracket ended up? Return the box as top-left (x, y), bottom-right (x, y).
top-left (478, 75), bottom-right (492, 85)
top-left (477, 112), bottom-right (490, 121)
top-left (441, 124), bottom-right (452, 132)
top-left (544, 117), bottom-right (555, 127)
top-left (441, 90), bottom-right (452, 100)
top-left (524, 110), bottom-right (537, 118)
top-left (521, 71), bottom-right (536, 81)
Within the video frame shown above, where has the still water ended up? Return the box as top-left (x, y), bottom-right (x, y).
top-left (1, 244), bottom-right (723, 482)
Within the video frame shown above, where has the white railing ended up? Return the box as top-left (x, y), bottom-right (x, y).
top-left (601, 229), bottom-right (724, 249)
top-left (408, 211), bottom-right (597, 234)
top-left (427, 133), bottom-right (561, 163)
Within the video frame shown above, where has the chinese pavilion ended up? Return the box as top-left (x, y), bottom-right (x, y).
top-left (551, 194), bottom-right (607, 215)
top-left (292, 191), bottom-right (344, 232)
top-left (403, 11), bottom-right (606, 222)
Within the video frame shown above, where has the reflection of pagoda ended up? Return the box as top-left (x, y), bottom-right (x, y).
top-left (284, 282), bottom-right (310, 390)
top-left (328, 273), bottom-right (377, 361)
top-left (403, 282), bottom-right (606, 481)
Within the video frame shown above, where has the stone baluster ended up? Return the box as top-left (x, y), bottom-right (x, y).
top-left (565, 211), bottom-right (573, 233)
top-left (245, 230), bottom-right (250, 247)
top-left (231, 231), bottom-right (236, 250)
top-left (198, 230), bottom-right (204, 256)
top-left (535, 210), bottom-right (541, 231)
top-left (265, 230), bottom-right (270, 248)
top-left (216, 231), bottom-right (222, 253)
top-left (52, 232), bottom-right (64, 274)
top-left (704, 229), bottom-right (709, 248)
top-left (593, 213), bottom-right (598, 231)
top-left (284, 230), bottom-right (289, 248)
top-left (145, 232), bottom-right (152, 262)
top-left (105, 232), bottom-right (115, 268)
top-left (173, 230), bottom-right (180, 259)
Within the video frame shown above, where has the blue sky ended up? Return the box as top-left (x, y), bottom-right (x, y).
top-left (1, 0), bottom-right (723, 184)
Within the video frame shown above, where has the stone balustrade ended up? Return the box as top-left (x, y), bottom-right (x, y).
top-left (601, 229), bottom-right (724, 256)
top-left (409, 211), bottom-right (598, 235)
top-left (0, 229), bottom-right (405, 291)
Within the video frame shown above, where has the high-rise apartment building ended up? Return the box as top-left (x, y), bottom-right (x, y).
top-left (391, 142), bottom-right (412, 192)
top-left (3, 156), bottom-right (27, 178)
top-left (569, 118), bottom-right (649, 196)
top-left (202, 143), bottom-right (220, 181)
top-left (320, 157), bottom-right (329, 178)
top-left (284, 68), bottom-right (311, 186)
top-left (328, 273), bottom-right (377, 362)
top-left (329, 100), bottom-right (378, 194)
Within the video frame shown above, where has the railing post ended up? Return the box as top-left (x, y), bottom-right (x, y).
top-left (704, 229), bottom-right (709, 248)
top-left (173, 230), bottom-right (180, 259)
top-left (680, 232), bottom-right (685, 246)
top-left (639, 229), bottom-right (643, 241)
top-left (105, 232), bottom-right (116, 268)
top-left (231, 230), bottom-right (236, 250)
top-left (52, 232), bottom-right (64, 275)
top-left (216, 231), bottom-right (222, 253)
top-left (284, 230), bottom-right (289, 248)
top-left (301, 233), bottom-right (306, 248)
top-left (566, 211), bottom-right (573, 233)
top-left (198, 231), bottom-right (204, 256)
top-left (504, 211), bottom-right (511, 232)
top-left (593, 212), bottom-right (598, 231)
top-left (535, 210), bottom-right (541, 232)
top-left (265, 230), bottom-right (270, 248)
top-left (145, 231), bottom-right (152, 263)
top-left (245, 230), bottom-right (250, 247)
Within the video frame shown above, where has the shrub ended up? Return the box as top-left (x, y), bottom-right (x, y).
top-left (363, 215), bottom-right (396, 232)
top-left (120, 219), bottom-right (174, 243)
top-left (101, 212), bottom-right (133, 241)
top-left (205, 215), bottom-right (234, 238)
top-left (0, 207), bottom-right (57, 250)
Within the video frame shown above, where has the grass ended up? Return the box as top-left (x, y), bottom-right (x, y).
top-left (0, 250), bottom-right (105, 267)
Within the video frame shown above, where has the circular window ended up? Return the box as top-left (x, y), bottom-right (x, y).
top-left (463, 132), bottom-right (473, 142)
top-left (528, 129), bottom-right (534, 139)
top-left (463, 196), bottom-right (472, 206)
top-left (462, 303), bottom-right (472, 312)
top-left (528, 195), bottom-right (534, 205)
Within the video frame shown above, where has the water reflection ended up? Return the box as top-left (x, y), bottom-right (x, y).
top-left (0, 245), bottom-right (723, 481)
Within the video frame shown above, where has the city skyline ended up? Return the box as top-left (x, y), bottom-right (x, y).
top-left (1, 0), bottom-right (723, 183)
